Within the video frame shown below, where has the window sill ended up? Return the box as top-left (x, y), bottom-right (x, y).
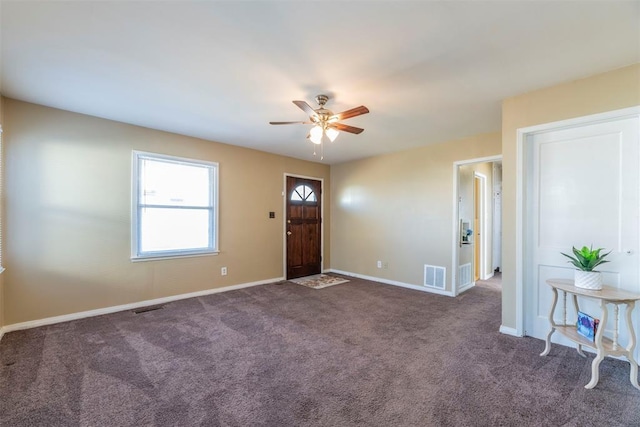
top-left (0, 267), bottom-right (5, 274)
top-left (131, 251), bottom-right (219, 262)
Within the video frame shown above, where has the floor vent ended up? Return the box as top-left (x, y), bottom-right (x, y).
top-left (133, 305), bottom-right (165, 314)
top-left (424, 265), bottom-right (446, 289)
top-left (459, 263), bottom-right (472, 288)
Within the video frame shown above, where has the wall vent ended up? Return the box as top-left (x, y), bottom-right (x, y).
top-left (133, 304), bottom-right (165, 314)
top-left (459, 263), bottom-right (472, 288)
top-left (424, 265), bottom-right (446, 289)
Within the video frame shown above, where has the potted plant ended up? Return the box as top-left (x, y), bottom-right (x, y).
top-left (561, 245), bottom-right (611, 290)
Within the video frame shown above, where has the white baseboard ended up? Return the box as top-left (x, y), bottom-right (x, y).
top-left (499, 325), bottom-right (522, 337)
top-left (458, 281), bottom-right (475, 294)
top-left (0, 277), bottom-right (283, 337)
top-left (329, 269), bottom-right (455, 297)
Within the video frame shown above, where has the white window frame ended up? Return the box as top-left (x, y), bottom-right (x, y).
top-left (131, 150), bottom-right (219, 261)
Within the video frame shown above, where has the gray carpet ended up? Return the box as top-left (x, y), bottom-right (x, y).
top-left (475, 272), bottom-right (502, 291)
top-left (1, 275), bottom-right (639, 426)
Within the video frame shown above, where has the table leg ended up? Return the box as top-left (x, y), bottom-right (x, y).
top-left (571, 294), bottom-right (586, 357)
top-left (623, 301), bottom-right (640, 390)
top-left (629, 357), bottom-right (640, 390)
top-left (586, 352), bottom-right (605, 389)
top-left (541, 287), bottom-right (558, 357)
top-left (586, 299), bottom-right (609, 389)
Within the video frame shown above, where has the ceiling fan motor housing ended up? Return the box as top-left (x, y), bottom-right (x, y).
top-left (315, 94), bottom-right (329, 107)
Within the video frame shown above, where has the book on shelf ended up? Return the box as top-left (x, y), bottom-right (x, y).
top-left (576, 311), bottom-right (599, 341)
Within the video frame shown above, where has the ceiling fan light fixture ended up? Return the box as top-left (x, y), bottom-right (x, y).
top-left (325, 127), bottom-right (339, 142)
top-left (270, 94), bottom-right (369, 155)
top-left (309, 125), bottom-right (323, 144)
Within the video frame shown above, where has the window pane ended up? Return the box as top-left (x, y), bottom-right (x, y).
top-left (292, 184), bottom-right (316, 202)
top-left (306, 189), bottom-right (316, 202)
top-left (140, 208), bottom-right (210, 253)
top-left (291, 189), bottom-right (303, 201)
top-left (140, 158), bottom-right (211, 207)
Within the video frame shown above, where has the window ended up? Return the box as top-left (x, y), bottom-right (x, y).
top-left (132, 151), bottom-right (218, 260)
top-left (290, 184), bottom-right (317, 202)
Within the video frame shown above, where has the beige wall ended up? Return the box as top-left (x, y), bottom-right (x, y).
top-left (3, 99), bottom-right (330, 324)
top-left (330, 132), bottom-right (501, 291)
top-left (502, 63), bottom-right (640, 330)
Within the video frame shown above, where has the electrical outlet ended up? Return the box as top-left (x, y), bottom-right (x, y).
top-left (377, 260), bottom-right (382, 268)
top-left (221, 267), bottom-right (227, 276)
top-left (383, 262), bottom-right (389, 269)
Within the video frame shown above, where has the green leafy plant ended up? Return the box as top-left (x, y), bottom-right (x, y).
top-left (561, 245), bottom-right (611, 272)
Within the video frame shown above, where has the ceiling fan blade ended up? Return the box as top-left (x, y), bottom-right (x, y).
top-left (329, 105), bottom-right (369, 121)
top-left (293, 100), bottom-right (318, 118)
top-left (269, 121), bottom-right (311, 125)
top-left (330, 123), bottom-right (365, 134)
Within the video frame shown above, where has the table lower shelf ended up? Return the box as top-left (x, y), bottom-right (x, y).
top-left (555, 325), bottom-right (628, 356)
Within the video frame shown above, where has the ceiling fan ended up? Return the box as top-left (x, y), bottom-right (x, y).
top-left (269, 94), bottom-right (369, 146)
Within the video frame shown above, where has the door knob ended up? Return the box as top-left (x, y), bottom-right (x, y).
top-left (287, 231), bottom-right (292, 236)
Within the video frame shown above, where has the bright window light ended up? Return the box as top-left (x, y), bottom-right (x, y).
top-left (132, 151), bottom-right (218, 260)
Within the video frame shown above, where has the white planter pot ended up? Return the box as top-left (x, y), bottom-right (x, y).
top-left (574, 270), bottom-right (603, 290)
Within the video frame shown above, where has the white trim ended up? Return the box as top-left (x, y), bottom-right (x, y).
top-left (1, 277), bottom-right (282, 335)
top-left (499, 325), bottom-right (522, 337)
top-left (131, 150), bottom-right (219, 260)
top-left (515, 105), bottom-right (640, 336)
top-left (329, 269), bottom-right (455, 297)
top-left (474, 172), bottom-right (488, 281)
top-left (130, 251), bottom-right (219, 262)
top-left (458, 281), bottom-right (475, 294)
top-left (452, 155), bottom-right (502, 296)
top-left (283, 173), bottom-right (325, 279)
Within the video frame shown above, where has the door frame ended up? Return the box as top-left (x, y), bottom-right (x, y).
top-left (513, 105), bottom-right (640, 337)
top-left (474, 172), bottom-right (487, 282)
top-left (283, 173), bottom-right (324, 279)
top-left (452, 155), bottom-right (502, 296)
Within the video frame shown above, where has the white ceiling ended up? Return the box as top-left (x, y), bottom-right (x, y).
top-left (1, 1), bottom-right (639, 164)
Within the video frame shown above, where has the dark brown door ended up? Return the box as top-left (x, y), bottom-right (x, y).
top-left (286, 176), bottom-right (321, 279)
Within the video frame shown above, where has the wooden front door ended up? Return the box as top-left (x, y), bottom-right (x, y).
top-left (286, 176), bottom-right (322, 279)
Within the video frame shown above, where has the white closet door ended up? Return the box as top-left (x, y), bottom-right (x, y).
top-left (525, 116), bottom-right (640, 356)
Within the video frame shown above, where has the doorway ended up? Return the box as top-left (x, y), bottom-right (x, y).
top-left (285, 175), bottom-right (322, 279)
top-left (452, 155), bottom-right (502, 295)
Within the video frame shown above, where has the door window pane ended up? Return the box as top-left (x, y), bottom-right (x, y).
top-left (291, 184), bottom-right (316, 202)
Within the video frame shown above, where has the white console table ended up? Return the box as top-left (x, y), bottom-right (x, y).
top-left (542, 278), bottom-right (640, 390)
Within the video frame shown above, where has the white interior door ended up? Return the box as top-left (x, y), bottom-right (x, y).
top-left (525, 116), bottom-right (640, 356)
